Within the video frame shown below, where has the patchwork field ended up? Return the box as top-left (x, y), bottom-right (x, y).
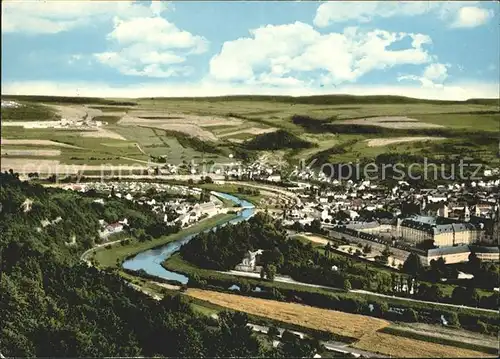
top-left (1, 95), bottom-right (499, 173)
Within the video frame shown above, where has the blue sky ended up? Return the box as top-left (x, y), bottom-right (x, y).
top-left (1, 0), bottom-right (499, 99)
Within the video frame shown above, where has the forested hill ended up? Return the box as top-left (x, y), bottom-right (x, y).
top-left (0, 172), bottom-right (304, 357)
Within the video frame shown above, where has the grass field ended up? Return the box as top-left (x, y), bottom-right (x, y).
top-left (185, 288), bottom-right (390, 340)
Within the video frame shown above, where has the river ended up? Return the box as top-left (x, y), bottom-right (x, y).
top-left (122, 192), bottom-right (255, 284)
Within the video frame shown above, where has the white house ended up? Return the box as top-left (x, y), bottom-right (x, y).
top-left (235, 250), bottom-right (263, 272)
top-left (99, 222), bottom-right (124, 238)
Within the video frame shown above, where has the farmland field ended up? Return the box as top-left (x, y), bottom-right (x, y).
top-left (2, 95), bottom-right (499, 173)
top-left (184, 289), bottom-right (496, 358)
top-left (353, 331), bottom-right (495, 358)
top-left (185, 288), bottom-right (390, 340)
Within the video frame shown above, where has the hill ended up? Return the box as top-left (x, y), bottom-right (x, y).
top-left (1, 93), bottom-right (498, 173)
top-left (0, 173), bottom-right (291, 357)
top-left (244, 129), bottom-right (314, 151)
top-left (137, 95), bottom-right (499, 106)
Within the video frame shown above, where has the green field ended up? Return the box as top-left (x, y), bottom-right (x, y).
top-left (2, 95), bottom-right (499, 171)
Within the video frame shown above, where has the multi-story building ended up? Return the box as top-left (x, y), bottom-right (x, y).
top-left (396, 215), bottom-right (478, 247)
top-left (425, 245), bottom-right (499, 265)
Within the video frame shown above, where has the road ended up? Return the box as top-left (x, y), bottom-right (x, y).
top-left (217, 270), bottom-right (497, 314)
top-left (80, 237), bottom-right (129, 264)
top-left (221, 270), bottom-right (343, 292)
top-left (350, 289), bottom-right (498, 313)
top-left (246, 323), bottom-right (386, 358)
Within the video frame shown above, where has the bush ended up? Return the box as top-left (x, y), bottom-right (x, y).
top-left (404, 308), bottom-right (418, 322)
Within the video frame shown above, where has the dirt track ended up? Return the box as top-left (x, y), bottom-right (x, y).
top-left (218, 127), bottom-right (277, 138)
top-left (365, 137), bottom-right (445, 147)
top-left (1, 139), bottom-right (81, 148)
top-left (0, 158), bottom-right (148, 174)
top-left (339, 116), bottom-right (444, 129)
top-left (79, 128), bottom-right (127, 140)
top-left (1, 149), bottom-right (61, 157)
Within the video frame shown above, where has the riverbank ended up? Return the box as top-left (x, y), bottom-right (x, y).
top-left (93, 213), bottom-right (237, 268)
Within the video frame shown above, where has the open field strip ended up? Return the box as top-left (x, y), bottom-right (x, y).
top-left (0, 138), bottom-right (82, 148)
top-left (0, 158), bottom-right (149, 173)
top-left (79, 128), bottom-right (127, 140)
top-left (185, 288), bottom-right (389, 340)
top-left (1, 149), bottom-right (61, 156)
top-left (352, 331), bottom-right (496, 358)
top-left (380, 325), bottom-right (498, 354)
top-left (337, 116), bottom-right (445, 129)
top-left (218, 127), bottom-right (277, 138)
top-left (365, 137), bottom-right (446, 147)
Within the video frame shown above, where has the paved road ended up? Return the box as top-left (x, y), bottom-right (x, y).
top-left (221, 270), bottom-right (343, 292)
top-left (80, 237), bottom-right (129, 264)
top-left (218, 270), bottom-right (497, 314)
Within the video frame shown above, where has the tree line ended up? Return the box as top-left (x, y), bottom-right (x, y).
top-left (1, 172), bottom-right (319, 357)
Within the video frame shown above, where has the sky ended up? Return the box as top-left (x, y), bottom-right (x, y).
top-left (1, 0), bottom-right (499, 100)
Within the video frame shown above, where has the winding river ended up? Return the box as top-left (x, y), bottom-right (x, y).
top-left (122, 192), bottom-right (255, 284)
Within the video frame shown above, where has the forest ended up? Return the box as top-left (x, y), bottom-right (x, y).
top-left (180, 213), bottom-right (498, 312)
top-left (0, 172), bottom-right (315, 357)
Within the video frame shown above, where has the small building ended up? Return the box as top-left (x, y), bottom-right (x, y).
top-left (426, 245), bottom-right (499, 265)
top-left (235, 249), bottom-right (263, 272)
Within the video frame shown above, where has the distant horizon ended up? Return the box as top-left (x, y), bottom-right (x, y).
top-left (2, 1), bottom-right (499, 101)
top-left (1, 91), bottom-right (500, 103)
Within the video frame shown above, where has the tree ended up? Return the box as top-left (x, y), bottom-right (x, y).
top-left (447, 312), bottom-right (460, 328)
top-left (404, 308), bottom-right (418, 322)
top-left (261, 248), bottom-right (284, 268)
top-left (267, 325), bottom-right (280, 339)
top-left (343, 279), bottom-right (352, 290)
top-left (476, 321), bottom-right (488, 334)
top-left (264, 264), bottom-right (277, 281)
top-left (324, 242), bottom-right (332, 258)
top-left (402, 253), bottom-right (423, 277)
top-left (451, 286), bottom-right (466, 305)
top-left (468, 251), bottom-right (481, 273)
top-left (465, 286), bottom-right (479, 307)
top-left (279, 331), bottom-right (318, 359)
top-left (418, 239), bottom-right (436, 250)
top-left (260, 266), bottom-right (266, 280)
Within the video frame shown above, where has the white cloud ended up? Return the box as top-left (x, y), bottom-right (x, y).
top-left (209, 22), bottom-right (432, 87)
top-left (1, 0), bottom-right (169, 34)
top-left (423, 63), bottom-right (449, 83)
top-left (450, 6), bottom-right (494, 28)
top-left (313, 1), bottom-right (493, 29)
top-left (3, 80), bottom-right (498, 101)
top-left (398, 62), bottom-right (450, 88)
top-left (94, 16), bottom-right (208, 78)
